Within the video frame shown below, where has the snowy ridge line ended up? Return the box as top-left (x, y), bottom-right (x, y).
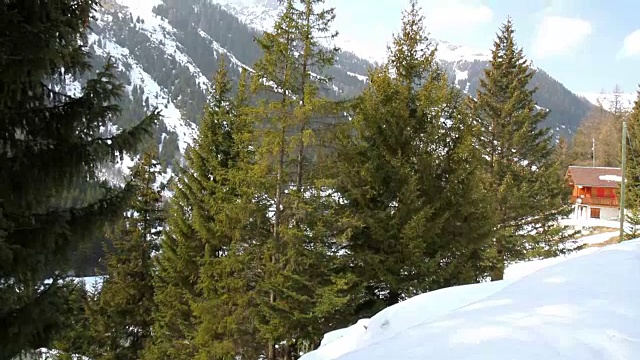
top-left (202, 0), bottom-right (356, 92)
top-left (113, 0), bottom-right (210, 93)
top-left (88, 32), bottom-right (197, 154)
top-left (197, 29), bottom-right (254, 73)
top-left (198, 29), bottom-right (340, 93)
top-left (578, 91), bottom-right (637, 111)
top-left (196, 28), bottom-right (290, 96)
top-left (433, 40), bottom-right (491, 63)
top-left (347, 71), bottom-right (368, 83)
top-left (197, 28), bottom-right (336, 94)
top-left (208, 0), bottom-right (283, 33)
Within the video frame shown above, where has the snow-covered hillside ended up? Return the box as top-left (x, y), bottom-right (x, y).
top-left (580, 91), bottom-right (637, 111)
top-left (300, 237), bottom-right (640, 360)
top-left (208, 0), bottom-right (283, 32)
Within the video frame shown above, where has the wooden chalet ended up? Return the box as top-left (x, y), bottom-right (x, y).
top-left (565, 166), bottom-right (622, 220)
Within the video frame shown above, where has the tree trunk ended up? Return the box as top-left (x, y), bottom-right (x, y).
top-left (490, 246), bottom-right (505, 281)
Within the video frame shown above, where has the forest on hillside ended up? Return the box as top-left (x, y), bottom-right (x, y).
top-left (2, 0), bottom-right (640, 360)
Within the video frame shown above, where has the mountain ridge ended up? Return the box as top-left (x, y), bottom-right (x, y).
top-left (79, 0), bottom-right (596, 175)
top-left (201, 0), bottom-right (596, 138)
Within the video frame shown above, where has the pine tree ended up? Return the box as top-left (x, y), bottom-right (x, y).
top-left (248, 0), bottom-right (353, 357)
top-left (554, 135), bottom-right (573, 176)
top-left (146, 60), bottom-right (261, 360)
top-left (0, 1), bottom-right (159, 358)
top-left (471, 18), bottom-right (573, 281)
top-left (333, 0), bottom-right (495, 317)
top-left (89, 149), bottom-right (165, 360)
top-left (625, 88), bottom-right (640, 239)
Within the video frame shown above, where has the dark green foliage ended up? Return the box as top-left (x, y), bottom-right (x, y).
top-left (190, 65), bottom-right (265, 360)
top-left (439, 60), bottom-right (595, 139)
top-left (88, 149), bottom-right (165, 360)
top-left (625, 88), bottom-right (640, 238)
top-left (553, 135), bottom-right (574, 177)
top-left (0, 1), bottom-right (158, 358)
top-left (247, 1), bottom-right (356, 358)
top-left (333, 0), bottom-right (494, 317)
top-left (147, 61), bottom-right (261, 360)
top-left (41, 281), bottom-right (99, 360)
top-left (471, 18), bottom-right (573, 281)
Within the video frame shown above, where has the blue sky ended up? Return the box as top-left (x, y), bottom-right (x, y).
top-left (325, 0), bottom-right (640, 95)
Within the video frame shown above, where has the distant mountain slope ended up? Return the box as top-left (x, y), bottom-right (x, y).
top-left (80, 0), bottom-right (596, 176)
top-left (440, 58), bottom-right (593, 138)
top-left (579, 91), bottom-right (637, 112)
top-left (210, 0), bottom-right (595, 139)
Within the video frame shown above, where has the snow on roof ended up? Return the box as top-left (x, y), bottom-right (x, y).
top-left (599, 174), bottom-right (623, 182)
top-left (567, 166), bottom-right (622, 188)
top-left (300, 239), bottom-right (640, 360)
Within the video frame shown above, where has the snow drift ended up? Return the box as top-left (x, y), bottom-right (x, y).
top-left (301, 239), bottom-right (640, 360)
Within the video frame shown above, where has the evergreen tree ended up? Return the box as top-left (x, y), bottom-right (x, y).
top-left (89, 149), bottom-right (165, 360)
top-left (569, 90), bottom-right (626, 168)
top-left (471, 18), bottom-right (573, 281)
top-left (0, 1), bottom-right (158, 358)
top-left (147, 60), bottom-right (261, 360)
top-left (43, 282), bottom-right (98, 360)
top-left (248, 0), bottom-right (353, 357)
top-left (553, 135), bottom-right (573, 176)
top-left (191, 64), bottom-right (266, 360)
top-left (333, 0), bottom-right (495, 318)
top-left (625, 88), bottom-right (640, 239)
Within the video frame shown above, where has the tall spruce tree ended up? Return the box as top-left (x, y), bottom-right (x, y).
top-left (146, 59), bottom-right (260, 360)
top-left (249, 0), bottom-right (353, 358)
top-left (89, 149), bottom-right (165, 360)
top-left (190, 64), bottom-right (267, 360)
top-left (333, 0), bottom-right (495, 318)
top-left (471, 18), bottom-right (572, 281)
top-left (624, 88), bottom-right (640, 239)
top-left (0, 1), bottom-right (158, 358)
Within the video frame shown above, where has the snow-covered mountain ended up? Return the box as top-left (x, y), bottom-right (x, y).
top-left (209, 0), bottom-right (283, 32)
top-left (78, 0), bottom-right (597, 175)
top-left (579, 91), bottom-right (637, 112)
top-left (209, 0), bottom-right (596, 137)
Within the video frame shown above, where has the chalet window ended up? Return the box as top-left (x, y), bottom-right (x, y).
top-left (596, 188), bottom-right (605, 197)
top-left (590, 207), bottom-right (601, 219)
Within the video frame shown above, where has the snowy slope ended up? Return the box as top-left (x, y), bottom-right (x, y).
top-left (301, 238), bottom-right (640, 360)
top-left (114, 0), bottom-right (210, 92)
top-left (208, 0), bottom-right (282, 32)
top-left (579, 91), bottom-right (637, 111)
top-left (434, 39), bottom-right (491, 63)
top-left (207, 0), bottom-right (490, 66)
top-left (88, 32), bottom-right (197, 153)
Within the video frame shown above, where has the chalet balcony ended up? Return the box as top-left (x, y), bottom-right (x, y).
top-left (570, 195), bottom-right (619, 207)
